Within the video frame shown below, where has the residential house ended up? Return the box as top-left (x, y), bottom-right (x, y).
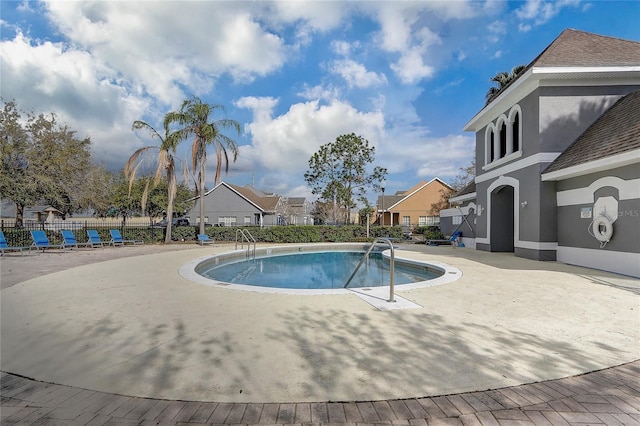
top-left (187, 182), bottom-right (312, 227)
top-left (441, 29), bottom-right (640, 277)
top-left (376, 178), bottom-right (453, 230)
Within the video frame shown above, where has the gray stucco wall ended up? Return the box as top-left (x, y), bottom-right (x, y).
top-left (556, 165), bottom-right (639, 253)
top-left (538, 85), bottom-right (639, 153)
top-left (439, 205), bottom-right (476, 238)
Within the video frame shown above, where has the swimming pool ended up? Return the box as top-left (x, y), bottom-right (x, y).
top-left (197, 250), bottom-right (441, 289)
top-left (179, 243), bottom-right (463, 295)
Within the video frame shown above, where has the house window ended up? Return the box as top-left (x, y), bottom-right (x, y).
top-left (196, 216), bottom-right (209, 224)
top-left (218, 216), bottom-right (237, 226)
top-left (420, 216), bottom-right (439, 226)
top-left (512, 111), bottom-right (520, 152)
top-left (489, 130), bottom-right (495, 162)
top-left (402, 216), bottom-right (410, 226)
top-left (453, 215), bottom-right (462, 225)
top-left (499, 121), bottom-right (507, 158)
top-left (484, 104), bottom-right (522, 167)
top-left (244, 216), bottom-right (251, 225)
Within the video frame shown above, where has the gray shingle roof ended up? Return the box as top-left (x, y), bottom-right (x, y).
top-left (487, 29), bottom-right (640, 105)
top-left (454, 181), bottom-right (476, 198)
top-left (544, 90), bottom-right (640, 174)
top-left (534, 29), bottom-right (640, 67)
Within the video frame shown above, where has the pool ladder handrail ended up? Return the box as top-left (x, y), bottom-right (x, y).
top-left (344, 237), bottom-right (395, 302)
top-left (235, 229), bottom-right (256, 258)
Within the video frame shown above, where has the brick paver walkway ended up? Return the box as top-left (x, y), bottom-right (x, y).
top-left (2, 360), bottom-right (638, 425)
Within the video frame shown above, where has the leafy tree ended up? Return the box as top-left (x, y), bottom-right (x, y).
top-left (305, 133), bottom-right (386, 224)
top-left (485, 65), bottom-right (527, 104)
top-left (0, 100), bottom-right (92, 225)
top-left (81, 165), bottom-right (118, 218)
top-left (145, 180), bottom-right (194, 220)
top-left (359, 201), bottom-right (375, 226)
top-left (27, 112), bottom-right (92, 217)
top-left (431, 159), bottom-right (476, 212)
top-left (128, 119), bottom-right (183, 243)
top-left (165, 96), bottom-right (240, 234)
top-left (0, 100), bottom-right (35, 226)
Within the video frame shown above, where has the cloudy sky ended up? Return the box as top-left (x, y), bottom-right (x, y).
top-left (2, 1), bottom-right (638, 203)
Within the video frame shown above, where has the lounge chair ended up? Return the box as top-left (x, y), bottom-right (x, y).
top-left (86, 230), bottom-right (112, 248)
top-left (109, 229), bottom-right (144, 246)
top-left (0, 230), bottom-right (31, 256)
top-left (197, 234), bottom-right (214, 245)
top-left (61, 230), bottom-right (91, 250)
top-left (30, 230), bottom-right (65, 252)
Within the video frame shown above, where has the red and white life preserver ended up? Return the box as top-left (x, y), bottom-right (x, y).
top-left (592, 216), bottom-right (614, 243)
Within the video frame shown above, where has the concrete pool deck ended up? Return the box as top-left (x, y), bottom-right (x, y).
top-left (1, 243), bottom-right (639, 422)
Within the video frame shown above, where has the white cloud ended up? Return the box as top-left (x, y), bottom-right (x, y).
top-left (328, 59), bottom-right (388, 89)
top-left (297, 84), bottom-right (341, 102)
top-left (519, 23), bottom-right (533, 33)
top-left (0, 31), bottom-right (148, 168)
top-left (42, 1), bottom-right (288, 104)
top-left (390, 48), bottom-right (435, 84)
top-left (331, 40), bottom-right (359, 57)
top-left (488, 20), bottom-right (507, 36)
top-left (515, 0), bottom-right (582, 27)
top-left (493, 50), bottom-right (503, 59)
top-left (237, 97), bottom-right (385, 174)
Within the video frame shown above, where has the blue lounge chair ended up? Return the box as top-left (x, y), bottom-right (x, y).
top-left (109, 229), bottom-right (143, 246)
top-left (197, 234), bottom-right (214, 245)
top-left (30, 230), bottom-right (65, 252)
top-left (86, 230), bottom-right (112, 248)
top-left (61, 230), bottom-right (91, 250)
top-left (0, 230), bottom-right (31, 256)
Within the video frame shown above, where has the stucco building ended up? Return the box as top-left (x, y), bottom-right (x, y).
top-left (440, 29), bottom-right (640, 277)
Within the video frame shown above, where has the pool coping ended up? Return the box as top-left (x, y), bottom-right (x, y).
top-left (178, 242), bottom-right (463, 295)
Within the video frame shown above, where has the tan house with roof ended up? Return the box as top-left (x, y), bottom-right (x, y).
top-left (187, 182), bottom-right (312, 227)
top-left (440, 29), bottom-right (640, 277)
top-left (375, 178), bottom-right (452, 229)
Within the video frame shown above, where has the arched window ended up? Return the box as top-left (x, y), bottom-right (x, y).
top-left (483, 104), bottom-right (522, 169)
top-left (512, 111), bottom-right (520, 152)
top-left (499, 121), bottom-right (507, 158)
top-left (490, 129), bottom-right (495, 162)
top-left (485, 124), bottom-right (496, 165)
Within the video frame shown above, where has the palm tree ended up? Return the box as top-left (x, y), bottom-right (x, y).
top-left (127, 120), bottom-right (182, 243)
top-left (485, 64), bottom-right (527, 104)
top-left (165, 96), bottom-right (240, 235)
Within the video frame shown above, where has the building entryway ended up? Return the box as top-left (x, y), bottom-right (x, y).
top-left (490, 185), bottom-right (515, 252)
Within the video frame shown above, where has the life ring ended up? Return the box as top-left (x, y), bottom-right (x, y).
top-left (592, 216), bottom-right (613, 243)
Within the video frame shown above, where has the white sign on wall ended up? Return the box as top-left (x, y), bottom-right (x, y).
top-left (581, 207), bottom-right (592, 219)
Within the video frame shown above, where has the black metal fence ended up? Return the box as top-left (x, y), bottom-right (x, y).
top-left (0, 220), bottom-right (168, 247)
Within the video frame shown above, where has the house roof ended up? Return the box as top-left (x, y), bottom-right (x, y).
top-left (226, 183), bottom-right (280, 212)
top-left (377, 178), bottom-right (452, 211)
top-left (287, 197), bottom-right (307, 205)
top-left (490, 30), bottom-right (640, 103)
top-left (533, 29), bottom-right (640, 67)
top-left (543, 89), bottom-right (640, 176)
top-left (454, 181), bottom-right (476, 198)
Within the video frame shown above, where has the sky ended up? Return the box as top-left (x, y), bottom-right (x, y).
top-left (1, 0), bottom-right (639, 205)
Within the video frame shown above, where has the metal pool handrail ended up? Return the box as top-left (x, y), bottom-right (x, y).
top-left (344, 237), bottom-right (395, 302)
top-left (235, 229), bottom-right (256, 258)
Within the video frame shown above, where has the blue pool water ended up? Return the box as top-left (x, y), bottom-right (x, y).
top-left (197, 251), bottom-right (442, 290)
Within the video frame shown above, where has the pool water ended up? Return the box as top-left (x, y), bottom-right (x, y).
top-left (197, 251), bottom-right (441, 290)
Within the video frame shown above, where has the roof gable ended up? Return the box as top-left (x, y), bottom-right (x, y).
top-left (378, 178), bottom-right (452, 210)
